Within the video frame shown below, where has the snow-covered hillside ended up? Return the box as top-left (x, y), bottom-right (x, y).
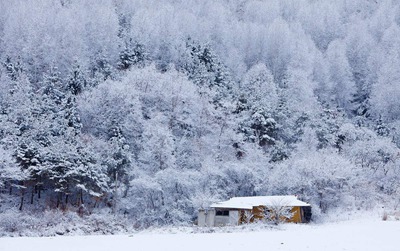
top-left (1, 218), bottom-right (399, 251)
top-left (1, 0), bottom-right (400, 230)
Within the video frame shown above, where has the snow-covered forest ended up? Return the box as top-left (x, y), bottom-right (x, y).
top-left (1, 0), bottom-right (400, 231)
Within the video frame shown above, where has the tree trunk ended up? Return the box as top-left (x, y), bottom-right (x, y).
top-left (56, 195), bottom-right (60, 208)
top-left (77, 193), bottom-right (81, 207)
top-left (38, 178), bottom-right (42, 199)
top-left (19, 190), bottom-right (25, 211)
top-left (80, 189), bottom-right (84, 205)
top-left (112, 172), bottom-right (118, 214)
top-left (30, 188), bottom-right (34, 204)
top-left (56, 193), bottom-right (63, 208)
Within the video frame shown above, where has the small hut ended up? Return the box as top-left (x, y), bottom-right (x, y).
top-left (198, 195), bottom-right (311, 227)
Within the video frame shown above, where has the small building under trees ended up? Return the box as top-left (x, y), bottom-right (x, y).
top-left (198, 196), bottom-right (311, 227)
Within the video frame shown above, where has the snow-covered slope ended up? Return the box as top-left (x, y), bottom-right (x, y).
top-left (1, 219), bottom-right (399, 251)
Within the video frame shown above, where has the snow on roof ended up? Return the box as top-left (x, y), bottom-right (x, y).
top-left (210, 196), bottom-right (310, 209)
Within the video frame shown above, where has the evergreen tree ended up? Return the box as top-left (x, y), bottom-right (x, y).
top-left (375, 116), bottom-right (390, 137)
top-left (180, 38), bottom-right (232, 106)
top-left (105, 123), bottom-right (131, 212)
top-left (2, 56), bottom-right (23, 81)
top-left (67, 63), bottom-right (87, 95)
top-left (236, 64), bottom-right (279, 148)
top-left (313, 107), bottom-right (346, 150)
top-left (9, 67), bottom-right (110, 209)
top-left (345, 22), bottom-right (376, 123)
top-left (90, 52), bottom-right (115, 84)
top-left (118, 39), bottom-right (148, 70)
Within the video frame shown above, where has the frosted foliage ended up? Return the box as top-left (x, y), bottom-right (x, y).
top-left (345, 23), bottom-right (376, 77)
top-left (78, 76), bottom-right (142, 142)
top-left (267, 148), bottom-right (362, 212)
top-left (370, 24), bottom-right (400, 121)
top-left (1, 0), bottom-right (119, 81)
top-left (241, 64), bottom-right (278, 111)
top-left (0, 147), bottom-right (26, 186)
top-left (341, 128), bottom-right (400, 177)
top-left (242, 1), bottom-right (280, 24)
top-left (326, 40), bottom-right (356, 112)
top-left (265, 18), bottom-right (293, 81)
top-left (368, 1), bottom-right (399, 41)
top-left (283, 66), bottom-right (318, 115)
top-left (298, 1), bottom-right (344, 50)
top-left (140, 121), bottom-right (176, 172)
top-left (295, 127), bottom-right (319, 153)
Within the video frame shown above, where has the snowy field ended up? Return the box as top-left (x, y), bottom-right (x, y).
top-left (1, 218), bottom-right (399, 251)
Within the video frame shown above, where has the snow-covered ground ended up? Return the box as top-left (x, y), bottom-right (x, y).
top-left (1, 218), bottom-right (399, 251)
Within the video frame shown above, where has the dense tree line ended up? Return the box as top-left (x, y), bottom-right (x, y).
top-left (1, 0), bottom-right (400, 226)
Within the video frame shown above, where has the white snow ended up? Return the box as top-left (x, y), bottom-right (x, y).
top-left (210, 195), bottom-right (310, 209)
top-left (1, 218), bottom-right (399, 251)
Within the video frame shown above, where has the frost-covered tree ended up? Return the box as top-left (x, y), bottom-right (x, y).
top-left (0, 146), bottom-right (26, 191)
top-left (0, 67), bottom-right (110, 209)
top-left (345, 22), bottom-right (376, 121)
top-left (267, 131), bottom-right (362, 213)
top-left (118, 39), bottom-right (148, 70)
top-left (325, 40), bottom-right (356, 114)
top-left (370, 24), bottom-right (400, 122)
top-left (67, 62), bottom-right (87, 96)
top-left (179, 38), bottom-right (232, 106)
top-left (2, 56), bottom-right (23, 81)
top-left (237, 64), bottom-right (278, 147)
